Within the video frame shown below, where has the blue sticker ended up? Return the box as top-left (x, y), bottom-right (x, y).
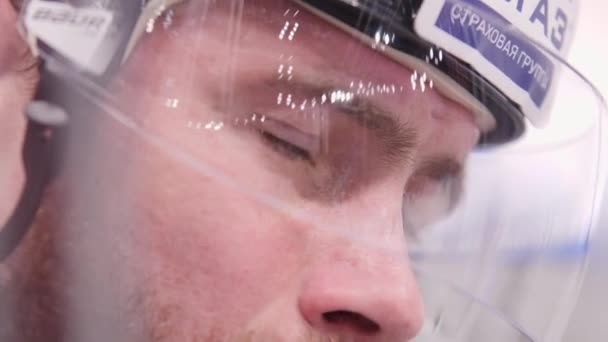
top-left (435, 0), bottom-right (554, 108)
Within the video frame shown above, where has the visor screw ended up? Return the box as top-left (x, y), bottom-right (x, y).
top-left (25, 101), bottom-right (69, 127)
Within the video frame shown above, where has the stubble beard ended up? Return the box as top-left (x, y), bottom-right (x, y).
top-left (0, 190), bottom-right (349, 342)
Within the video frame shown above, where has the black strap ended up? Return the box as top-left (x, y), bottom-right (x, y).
top-left (0, 69), bottom-right (68, 262)
top-left (0, 115), bottom-right (64, 261)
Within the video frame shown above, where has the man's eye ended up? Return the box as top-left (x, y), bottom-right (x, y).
top-left (259, 130), bottom-right (313, 162)
top-left (250, 115), bottom-right (318, 163)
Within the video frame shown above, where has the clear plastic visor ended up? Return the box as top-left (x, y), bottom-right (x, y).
top-left (3, 0), bottom-right (606, 341)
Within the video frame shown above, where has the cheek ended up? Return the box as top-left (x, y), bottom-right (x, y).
top-left (125, 137), bottom-right (311, 318)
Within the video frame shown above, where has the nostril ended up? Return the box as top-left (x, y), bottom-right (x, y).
top-left (322, 310), bottom-right (381, 335)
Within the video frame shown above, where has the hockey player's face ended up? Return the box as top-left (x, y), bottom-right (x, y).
top-left (1, 1), bottom-right (480, 341)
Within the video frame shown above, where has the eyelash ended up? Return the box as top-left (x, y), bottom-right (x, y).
top-left (259, 130), bottom-right (312, 162)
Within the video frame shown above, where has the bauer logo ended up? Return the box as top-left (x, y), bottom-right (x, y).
top-left (436, 0), bottom-right (554, 108)
top-left (24, 0), bottom-right (114, 75)
top-left (31, 6), bottom-right (108, 34)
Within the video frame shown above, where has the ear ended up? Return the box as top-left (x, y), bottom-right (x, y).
top-left (0, 0), bottom-right (37, 77)
top-left (0, 1), bottom-right (35, 261)
top-left (0, 0), bottom-right (39, 94)
top-left (0, 0), bottom-right (38, 112)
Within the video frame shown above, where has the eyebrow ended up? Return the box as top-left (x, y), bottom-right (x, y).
top-left (337, 99), bottom-right (418, 163)
top-left (413, 156), bottom-right (464, 211)
top-left (263, 77), bottom-right (418, 163)
top-left (415, 157), bottom-right (463, 182)
top-left (249, 76), bottom-right (467, 209)
top-left (260, 77), bottom-right (466, 193)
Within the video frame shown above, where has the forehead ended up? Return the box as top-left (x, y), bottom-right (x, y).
top-left (135, 1), bottom-right (476, 116)
top-left (167, 0), bottom-right (412, 86)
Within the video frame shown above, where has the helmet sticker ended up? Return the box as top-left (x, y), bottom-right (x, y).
top-left (415, 0), bottom-right (578, 127)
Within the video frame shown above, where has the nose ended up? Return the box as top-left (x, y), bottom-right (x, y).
top-left (298, 248), bottom-right (424, 341)
top-left (295, 139), bottom-right (426, 340)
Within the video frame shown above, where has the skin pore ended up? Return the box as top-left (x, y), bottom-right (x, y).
top-left (0, 1), bottom-right (480, 341)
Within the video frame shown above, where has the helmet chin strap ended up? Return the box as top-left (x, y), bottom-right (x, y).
top-left (0, 65), bottom-right (69, 262)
